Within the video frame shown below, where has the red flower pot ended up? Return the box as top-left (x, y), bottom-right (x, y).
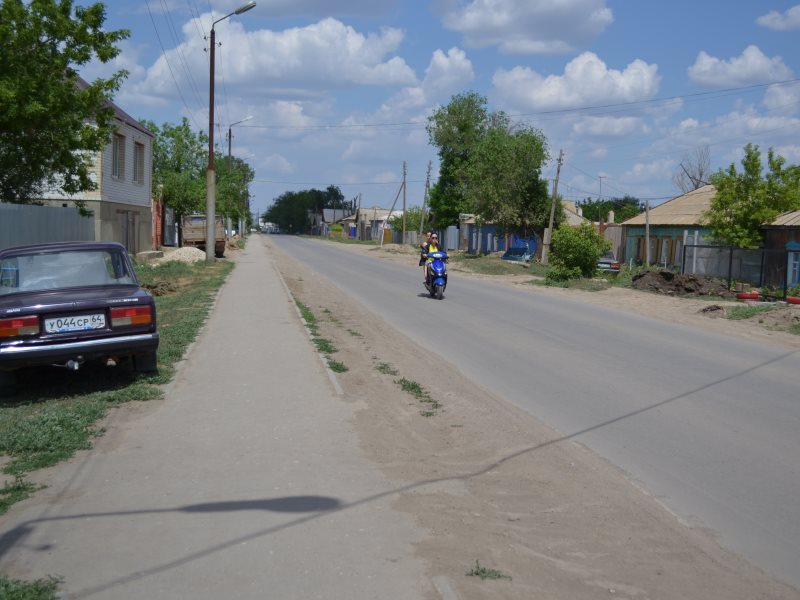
top-left (736, 292), bottom-right (760, 301)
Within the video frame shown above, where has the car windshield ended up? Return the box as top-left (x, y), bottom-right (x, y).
top-left (0, 249), bottom-right (137, 295)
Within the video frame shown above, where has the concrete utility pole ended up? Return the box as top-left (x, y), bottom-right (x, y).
top-left (541, 149), bottom-right (564, 266)
top-left (205, 1), bottom-right (256, 262)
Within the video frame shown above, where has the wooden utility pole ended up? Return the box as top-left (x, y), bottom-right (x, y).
top-left (541, 149), bottom-right (564, 266)
top-left (402, 161), bottom-right (407, 244)
top-left (419, 161), bottom-right (432, 237)
top-left (645, 200), bottom-right (651, 265)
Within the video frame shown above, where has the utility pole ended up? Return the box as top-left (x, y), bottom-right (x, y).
top-left (419, 161), bottom-right (432, 237)
top-left (645, 200), bottom-right (651, 265)
top-left (402, 161), bottom-right (407, 245)
top-left (541, 149), bottom-right (564, 266)
top-left (599, 175), bottom-right (606, 200)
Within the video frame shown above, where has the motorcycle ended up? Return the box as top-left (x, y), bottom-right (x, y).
top-left (424, 250), bottom-right (448, 300)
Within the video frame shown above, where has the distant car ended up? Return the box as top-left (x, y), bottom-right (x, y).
top-left (0, 242), bottom-right (159, 392)
top-left (597, 252), bottom-right (621, 273)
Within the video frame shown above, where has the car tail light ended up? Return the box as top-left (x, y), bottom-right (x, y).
top-left (0, 316), bottom-right (40, 338)
top-left (612, 263), bottom-right (620, 269)
top-left (110, 306), bottom-right (153, 327)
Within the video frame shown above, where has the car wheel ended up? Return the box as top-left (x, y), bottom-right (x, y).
top-left (133, 351), bottom-right (158, 373)
top-left (0, 370), bottom-right (18, 398)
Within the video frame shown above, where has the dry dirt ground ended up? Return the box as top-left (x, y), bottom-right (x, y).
top-left (267, 236), bottom-right (800, 600)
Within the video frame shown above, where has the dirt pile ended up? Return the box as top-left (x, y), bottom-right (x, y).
top-left (631, 270), bottom-right (734, 298)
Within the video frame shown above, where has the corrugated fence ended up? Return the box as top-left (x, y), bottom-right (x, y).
top-left (0, 203), bottom-right (95, 250)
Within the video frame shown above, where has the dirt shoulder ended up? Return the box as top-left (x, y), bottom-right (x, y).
top-left (267, 236), bottom-right (799, 600)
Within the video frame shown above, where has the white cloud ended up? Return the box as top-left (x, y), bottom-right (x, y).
top-left (572, 116), bottom-right (647, 138)
top-left (262, 154), bottom-right (295, 174)
top-left (591, 147), bottom-right (608, 159)
top-left (137, 16), bottom-right (416, 103)
top-left (622, 158), bottom-right (674, 183)
top-left (772, 145), bottom-right (800, 163)
top-left (756, 5), bottom-right (800, 30)
top-left (763, 84), bottom-right (800, 116)
top-left (688, 45), bottom-right (793, 87)
top-left (493, 52), bottom-right (660, 111)
top-left (439, 0), bottom-right (612, 54)
top-left (213, 0), bottom-right (396, 18)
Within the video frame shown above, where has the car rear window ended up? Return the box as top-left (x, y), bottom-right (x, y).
top-left (0, 249), bottom-right (137, 295)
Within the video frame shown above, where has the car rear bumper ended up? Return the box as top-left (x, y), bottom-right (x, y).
top-left (0, 332), bottom-right (159, 369)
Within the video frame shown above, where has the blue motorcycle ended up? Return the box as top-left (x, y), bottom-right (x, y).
top-left (424, 251), bottom-right (448, 300)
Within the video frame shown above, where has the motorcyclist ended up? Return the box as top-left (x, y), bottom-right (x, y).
top-left (419, 230), bottom-right (432, 282)
top-left (422, 233), bottom-right (441, 286)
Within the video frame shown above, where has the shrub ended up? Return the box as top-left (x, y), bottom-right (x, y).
top-left (550, 223), bottom-right (610, 278)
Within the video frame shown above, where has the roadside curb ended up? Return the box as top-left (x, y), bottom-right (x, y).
top-left (267, 242), bottom-right (344, 397)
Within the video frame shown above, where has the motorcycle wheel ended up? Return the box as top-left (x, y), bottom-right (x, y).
top-left (435, 284), bottom-right (444, 300)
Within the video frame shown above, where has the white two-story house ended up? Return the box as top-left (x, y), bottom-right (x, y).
top-left (41, 86), bottom-right (155, 254)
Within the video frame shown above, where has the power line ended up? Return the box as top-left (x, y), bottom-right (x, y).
top-left (143, 0), bottom-right (203, 130)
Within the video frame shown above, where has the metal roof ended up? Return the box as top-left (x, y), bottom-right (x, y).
top-left (771, 210), bottom-right (800, 227)
top-left (622, 185), bottom-right (716, 226)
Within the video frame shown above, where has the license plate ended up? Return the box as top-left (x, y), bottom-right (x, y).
top-left (45, 313), bottom-right (106, 333)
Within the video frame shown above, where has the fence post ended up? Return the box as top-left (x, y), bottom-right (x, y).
top-left (728, 246), bottom-right (734, 290)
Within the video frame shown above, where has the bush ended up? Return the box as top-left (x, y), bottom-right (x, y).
top-left (549, 223), bottom-right (611, 278)
top-left (545, 264), bottom-right (582, 284)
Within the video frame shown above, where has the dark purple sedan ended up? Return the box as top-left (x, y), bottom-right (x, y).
top-left (0, 241), bottom-right (159, 393)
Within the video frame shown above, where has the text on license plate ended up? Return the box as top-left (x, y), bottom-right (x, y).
top-left (45, 314), bottom-right (106, 333)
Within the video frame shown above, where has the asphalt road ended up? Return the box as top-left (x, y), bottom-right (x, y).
top-left (271, 234), bottom-right (800, 589)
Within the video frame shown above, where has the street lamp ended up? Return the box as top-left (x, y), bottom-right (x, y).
top-left (227, 115), bottom-right (253, 237)
top-left (206, 1), bottom-right (256, 261)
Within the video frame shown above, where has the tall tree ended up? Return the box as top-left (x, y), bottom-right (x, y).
top-left (673, 144), bottom-right (711, 194)
top-left (466, 124), bottom-right (552, 235)
top-left (0, 0), bottom-right (129, 204)
top-left (142, 118), bottom-right (208, 217)
top-left (705, 144), bottom-right (800, 248)
top-left (426, 91), bottom-right (495, 226)
top-left (576, 195), bottom-right (643, 223)
top-left (217, 154), bottom-right (255, 225)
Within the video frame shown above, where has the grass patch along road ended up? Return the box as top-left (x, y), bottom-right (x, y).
top-left (0, 258), bottom-right (233, 512)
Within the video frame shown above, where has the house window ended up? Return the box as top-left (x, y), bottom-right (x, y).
top-left (790, 252), bottom-right (799, 286)
top-left (133, 142), bottom-right (145, 185)
top-left (112, 134), bottom-right (126, 179)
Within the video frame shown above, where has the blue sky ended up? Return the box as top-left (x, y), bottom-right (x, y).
top-left (84, 0), bottom-right (800, 218)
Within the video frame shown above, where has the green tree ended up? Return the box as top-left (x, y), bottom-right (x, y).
top-left (141, 118), bottom-right (207, 217)
top-left (466, 124), bottom-right (551, 235)
top-left (547, 222), bottom-right (610, 282)
top-left (706, 144), bottom-right (800, 248)
top-left (388, 206), bottom-right (425, 233)
top-left (426, 91), bottom-right (494, 226)
top-left (576, 195), bottom-right (643, 223)
top-left (0, 0), bottom-right (129, 204)
top-left (217, 154), bottom-right (255, 225)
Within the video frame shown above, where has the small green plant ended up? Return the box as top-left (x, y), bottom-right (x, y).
top-left (466, 559), bottom-right (512, 581)
top-left (295, 300), bottom-right (319, 335)
top-left (312, 337), bottom-right (336, 354)
top-left (0, 475), bottom-right (39, 515)
top-left (790, 323), bottom-right (800, 335)
top-left (376, 362), bottom-right (398, 376)
top-left (0, 575), bottom-right (62, 600)
top-left (327, 360), bottom-right (348, 373)
top-left (727, 305), bottom-right (776, 321)
top-left (394, 377), bottom-right (441, 413)
top-left (347, 328), bottom-right (362, 337)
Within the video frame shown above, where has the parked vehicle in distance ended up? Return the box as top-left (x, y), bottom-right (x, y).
top-left (0, 242), bottom-right (159, 394)
top-left (597, 252), bottom-right (621, 274)
top-left (181, 213), bottom-right (225, 257)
